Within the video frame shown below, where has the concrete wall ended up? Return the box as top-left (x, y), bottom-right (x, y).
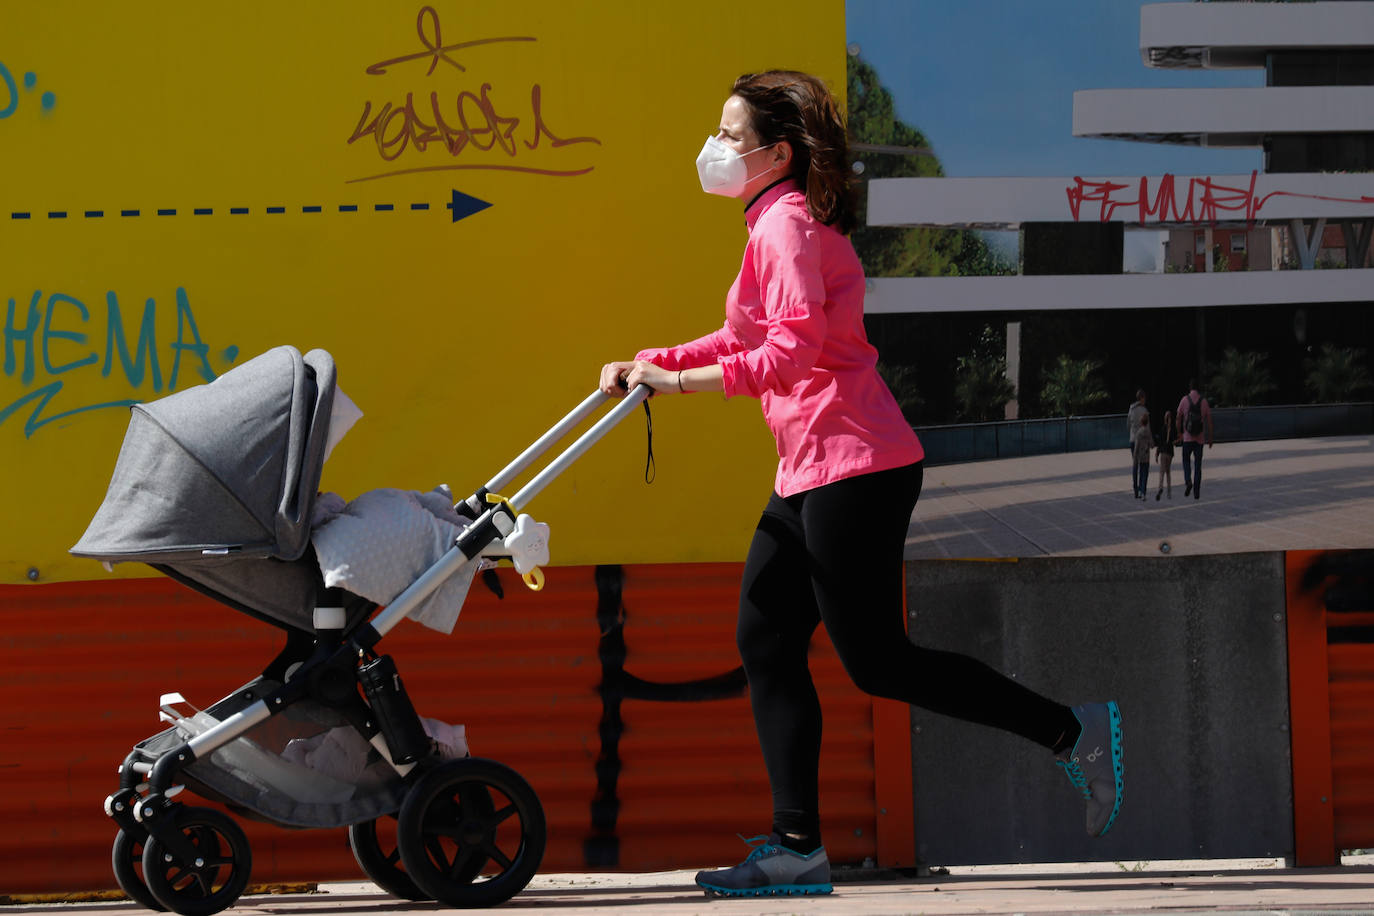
top-left (904, 553), bottom-right (1293, 865)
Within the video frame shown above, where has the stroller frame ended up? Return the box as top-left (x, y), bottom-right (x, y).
top-left (102, 383), bottom-right (652, 914)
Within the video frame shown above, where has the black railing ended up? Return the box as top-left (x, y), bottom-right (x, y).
top-left (914, 402), bottom-right (1373, 466)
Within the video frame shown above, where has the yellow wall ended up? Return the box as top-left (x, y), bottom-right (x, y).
top-left (1, 2), bottom-right (844, 583)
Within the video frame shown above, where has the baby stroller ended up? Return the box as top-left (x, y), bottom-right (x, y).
top-left (71, 346), bottom-right (650, 914)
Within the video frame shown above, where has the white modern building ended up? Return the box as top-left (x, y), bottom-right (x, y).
top-left (866, 1), bottom-right (1374, 318)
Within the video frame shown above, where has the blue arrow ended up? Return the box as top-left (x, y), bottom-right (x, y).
top-left (449, 189), bottom-right (492, 223)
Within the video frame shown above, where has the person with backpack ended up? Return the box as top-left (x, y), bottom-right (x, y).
top-left (1175, 380), bottom-right (1213, 499)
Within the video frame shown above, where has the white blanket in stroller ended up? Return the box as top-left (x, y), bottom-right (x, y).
top-left (311, 485), bottom-right (489, 634)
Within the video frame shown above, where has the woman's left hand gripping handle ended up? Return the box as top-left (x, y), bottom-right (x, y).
top-left (601, 359), bottom-right (676, 396)
top-left (600, 360), bottom-right (638, 396)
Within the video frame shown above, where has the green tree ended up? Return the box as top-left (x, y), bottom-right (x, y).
top-left (846, 54), bottom-right (1010, 279)
top-left (1040, 356), bottom-right (1109, 417)
top-left (1304, 344), bottom-right (1373, 403)
top-left (1206, 347), bottom-right (1275, 407)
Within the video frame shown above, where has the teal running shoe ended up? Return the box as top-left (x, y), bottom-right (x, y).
top-left (695, 834), bottom-right (833, 898)
top-left (1056, 701), bottom-right (1125, 837)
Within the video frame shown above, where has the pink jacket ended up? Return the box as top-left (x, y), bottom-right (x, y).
top-left (636, 181), bottom-right (923, 497)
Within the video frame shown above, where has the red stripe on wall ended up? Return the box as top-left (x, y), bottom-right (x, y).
top-left (0, 563), bottom-right (887, 894)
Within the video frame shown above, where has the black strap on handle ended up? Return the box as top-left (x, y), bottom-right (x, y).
top-left (641, 399), bottom-right (655, 484)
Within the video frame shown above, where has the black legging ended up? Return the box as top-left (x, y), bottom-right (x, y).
top-left (736, 461), bottom-right (1076, 841)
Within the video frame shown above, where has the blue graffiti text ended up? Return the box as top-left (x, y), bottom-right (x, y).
top-left (2, 287), bottom-right (232, 437)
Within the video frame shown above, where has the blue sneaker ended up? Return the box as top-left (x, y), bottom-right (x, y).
top-left (1056, 701), bottom-right (1124, 837)
top-left (695, 834), bottom-right (832, 898)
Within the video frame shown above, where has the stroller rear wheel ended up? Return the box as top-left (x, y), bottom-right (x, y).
top-left (112, 827), bottom-right (167, 911)
top-left (348, 814), bottom-right (431, 901)
top-left (141, 806), bottom-right (252, 916)
top-left (397, 757), bottom-right (545, 908)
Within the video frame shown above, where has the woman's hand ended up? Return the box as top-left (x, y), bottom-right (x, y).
top-left (599, 360), bottom-right (679, 397)
top-left (599, 361), bottom-right (637, 396)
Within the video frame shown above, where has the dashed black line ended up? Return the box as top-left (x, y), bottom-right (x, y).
top-left (10, 203), bottom-right (447, 220)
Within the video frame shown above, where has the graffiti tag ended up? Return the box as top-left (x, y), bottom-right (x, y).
top-left (347, 5), bottom-right (600, 182)
top-left (0, 59), bottom-right (57, 120)
top-left (2, 287), bottom-right (233, 437)
top-left (1066, 171), bottom-right (1374, 226)
top-left (586, 565), bottom-right (747, 867)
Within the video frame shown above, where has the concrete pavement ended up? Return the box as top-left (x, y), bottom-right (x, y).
top-left (513, 858), bottom-right (1374, 913)
top-left (907, 434), bottom-right (1374, 559)
top-left (8, 858), bottom-right (1374, 915)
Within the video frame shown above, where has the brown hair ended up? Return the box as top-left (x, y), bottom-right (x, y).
top-left (730, 70), bottom-right (856, 234)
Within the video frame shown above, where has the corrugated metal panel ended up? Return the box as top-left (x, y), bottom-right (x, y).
top-left (1286, 549), bottom-right (1374, 863)
top-left (0, 563), bottom-right (880, 894)
top-left (1286, 550), bottom-right (1337, 865)
top-left (1329, 642), bottom-right (1374, 850)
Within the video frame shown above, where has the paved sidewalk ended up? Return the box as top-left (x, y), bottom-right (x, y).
top-left (510, 858), bottom-right (1374, 914)
top-left (8, 859), bottom-right (1374, 916)
top-left (907, 434), bottom-right (1374, 559)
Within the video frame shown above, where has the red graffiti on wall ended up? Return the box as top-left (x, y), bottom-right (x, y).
top-left (364, 5), bottom-right (534, 77)
top-left (348, 6), bottom-right (600, 182)
top-left (1066, 171), bottom-right (1374, 226)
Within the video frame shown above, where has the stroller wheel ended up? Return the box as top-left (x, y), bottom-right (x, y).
top-left (348, 815), bottom-right (430, 901)
top-left (141, 806), bottom-right (252, 916)
top-left (112, 827), bottom-right (167, 911)
top-left (397, 757), bottom-right (546, 908)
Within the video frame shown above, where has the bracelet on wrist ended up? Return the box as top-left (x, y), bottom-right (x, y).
top-left (677, 370), bottom-right (684, 393)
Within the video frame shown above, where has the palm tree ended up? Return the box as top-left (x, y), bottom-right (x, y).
top-left (1304, 344), bottom-right (1373, 403)
top-left (1039, 356), bottom-right (1109, 417)
top-left (876, 361), bottom-right (925, 423)
top-left (953, 354), bottom-right (1015, 422)
top-left (1206, 347), bottom-right (1275, 407)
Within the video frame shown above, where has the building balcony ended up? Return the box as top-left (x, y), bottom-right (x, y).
top-left (863, 269), bottom-right (1374, 315)
top-left (1141, 1), bottom-right (1374, 70)
top-left (1072, 85), bottom-right (1374, 147)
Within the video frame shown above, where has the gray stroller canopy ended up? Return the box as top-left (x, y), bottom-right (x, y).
top-left (72, 347), bottom-right (336, 624)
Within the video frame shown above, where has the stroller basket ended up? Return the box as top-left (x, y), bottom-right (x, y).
top-left (136, 683), bottom-right (408, 829)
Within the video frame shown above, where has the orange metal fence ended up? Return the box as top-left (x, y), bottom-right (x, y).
top-left (1286, 549), bottom-right (1374, 865)
top-left (0, 563), bottom-right (896, 895)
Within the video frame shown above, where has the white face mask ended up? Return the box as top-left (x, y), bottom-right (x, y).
top-left (695, 135), bottom-right (774, 197)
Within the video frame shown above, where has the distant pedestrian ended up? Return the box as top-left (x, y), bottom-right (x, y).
top-left (1132, 413), bottom-right (1152, 499)
top-left (1155, 411), bottom-right (1176, 500)
top-left (1175, 380), bottom-right (1213, 500)
top-left (1126, 390), bottom-right (1147, 494)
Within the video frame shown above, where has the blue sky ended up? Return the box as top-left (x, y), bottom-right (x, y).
top-left (845, 0), bottom-right (1264, 179)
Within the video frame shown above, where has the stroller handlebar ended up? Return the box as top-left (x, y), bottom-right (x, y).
top-left (506, 384), bottom-right (652, 510)
top-left (477, 385), bottom-right (652, 507)
top-left (370, 384), bottom-right (653, 640)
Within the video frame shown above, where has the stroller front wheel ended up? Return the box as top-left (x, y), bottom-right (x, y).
top-left (397, 757), bottom-right (546, 908)
top-left (112, 827), bottom-right (167, 912)
top-left (141, 806), bottom-right (252, 916)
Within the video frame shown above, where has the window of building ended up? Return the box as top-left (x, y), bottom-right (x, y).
top-left (1231, 234), bottom-right (1247, 253)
